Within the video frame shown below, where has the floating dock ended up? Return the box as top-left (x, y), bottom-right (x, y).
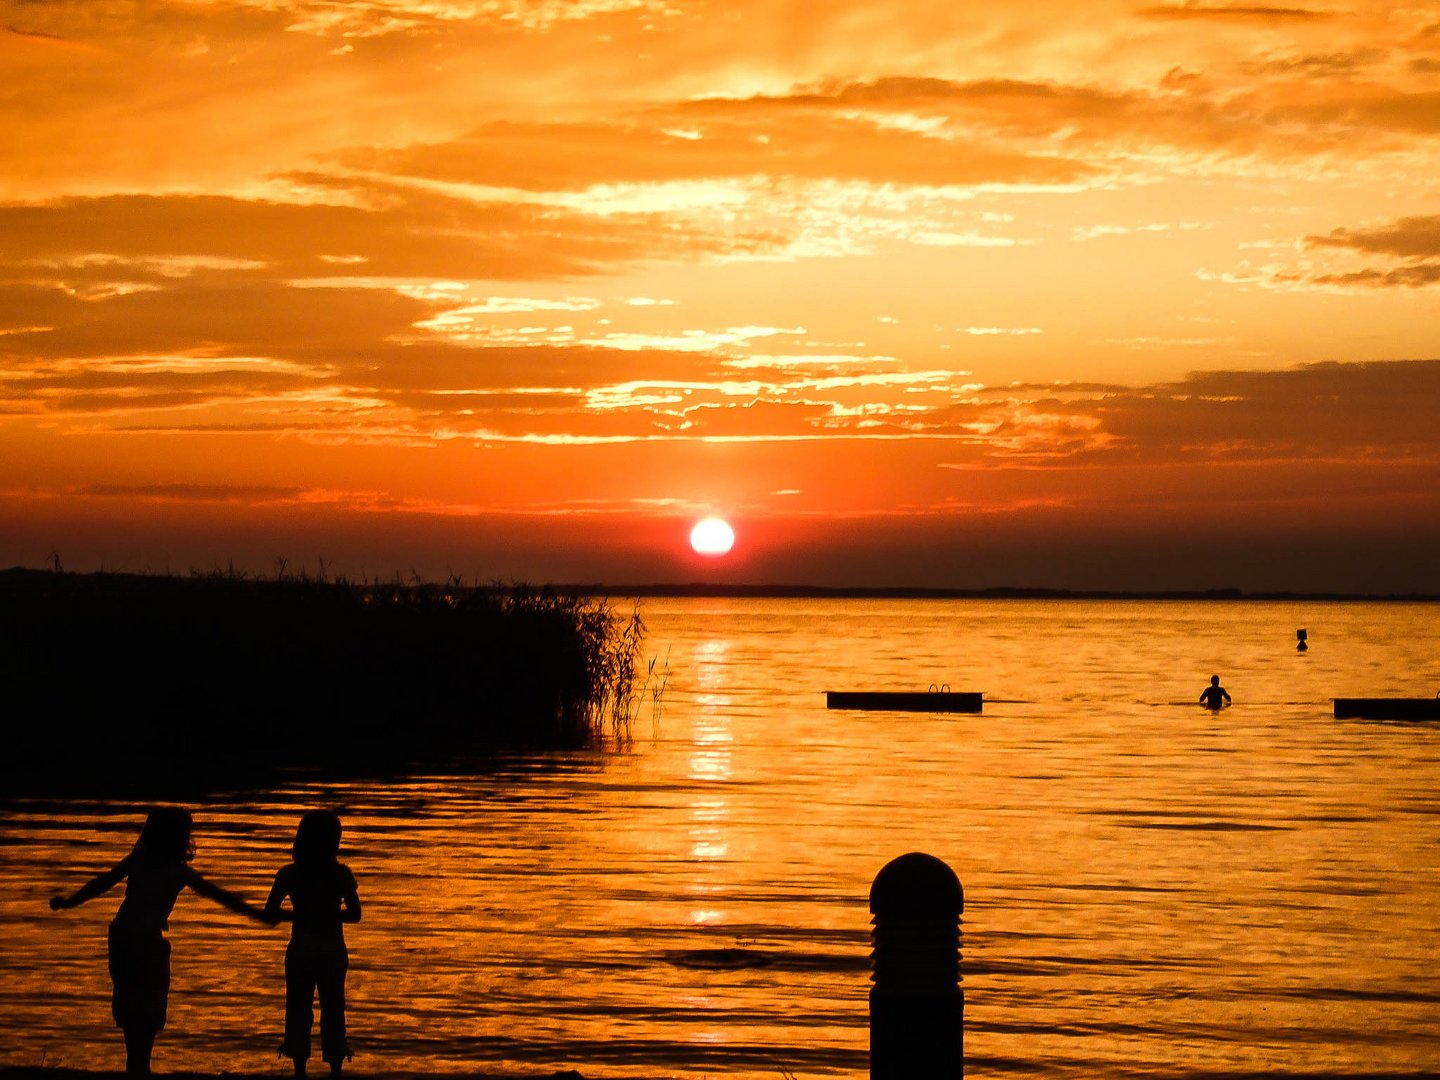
top-left (1333, 697), bottom-right (1440, 720)
top-left (826, 690), bottom-right (983, 713)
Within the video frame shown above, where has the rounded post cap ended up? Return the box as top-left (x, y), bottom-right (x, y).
top-left (870, 851), bottom-right (964, 915)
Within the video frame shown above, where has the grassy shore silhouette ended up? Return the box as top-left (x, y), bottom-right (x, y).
top-left (0, 568), bottom-right (646, 794)
top-left (0, 1071), bottom-right (595, 1080)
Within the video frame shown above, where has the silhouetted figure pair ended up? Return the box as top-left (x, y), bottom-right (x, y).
top-left (50, 807), bottom-right (361, 1078)
top-left (1199, 675), bottom-right (1232, 710)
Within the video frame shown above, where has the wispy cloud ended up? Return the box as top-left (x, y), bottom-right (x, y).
top-left (1305, 215), bottom-right (1440, 259)
top-left (1137, 4), bottom-right (1334, 22)
top-left (1215, 213), bottom-right (1440, 291)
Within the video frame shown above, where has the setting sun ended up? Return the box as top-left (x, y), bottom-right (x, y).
top-left (689, 518), bottom-right (736, 557)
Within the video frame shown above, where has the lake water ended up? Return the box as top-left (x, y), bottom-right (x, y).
top-left (2, 598), bottom-right (1438, 1078)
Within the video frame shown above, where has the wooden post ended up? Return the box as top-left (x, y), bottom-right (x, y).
top-left (870, 852), bottom-right (964, 1078)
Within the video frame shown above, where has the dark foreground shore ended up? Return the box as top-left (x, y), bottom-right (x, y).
top-left (0, 1070), bottom-right (600, 1080)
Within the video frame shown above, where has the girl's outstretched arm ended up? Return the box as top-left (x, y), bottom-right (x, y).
top-left (185, 868), bottom-right (276, 924)
top-left (50, 855), bottom-right (131, 911)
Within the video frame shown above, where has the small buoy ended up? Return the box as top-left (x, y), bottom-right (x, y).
top-left (1296, 628), bottom-right (1308, 652)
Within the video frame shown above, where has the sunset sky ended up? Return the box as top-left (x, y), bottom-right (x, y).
top-left (3, 1), bottom-right (1438, 591)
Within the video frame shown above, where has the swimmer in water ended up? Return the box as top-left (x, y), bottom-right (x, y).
top-left (1199, 675), bottom-right (1232, 710)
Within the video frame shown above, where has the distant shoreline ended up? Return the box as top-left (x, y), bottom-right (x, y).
top-left (5, 567), bottom-right (1436, 603)
top-left (573, 582), bottom-right (1440, 603)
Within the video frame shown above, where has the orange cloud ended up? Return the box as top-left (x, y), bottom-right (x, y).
top-left (343, 113), bottom-right (1097, 190)
top-left (1137, 4), bottom-right (1334, 21)
top-left (1306, 215), bottom-right (1440, 259)
top-left (0, 187), bottom-right (774, 283)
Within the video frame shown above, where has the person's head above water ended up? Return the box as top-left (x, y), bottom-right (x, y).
top-left (1210, 675), bottom-right (1221, 686)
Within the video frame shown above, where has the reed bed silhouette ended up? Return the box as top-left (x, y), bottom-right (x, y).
top-left (0, 567), bottom-right (646, 793)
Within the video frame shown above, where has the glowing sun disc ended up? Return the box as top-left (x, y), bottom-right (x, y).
top-left (690, 517), bottom-right (735, 556)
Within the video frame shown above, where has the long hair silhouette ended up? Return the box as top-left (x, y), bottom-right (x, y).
top-left (292, 809), bottom-right (342, 868)
top-left (133, 808), bottom-right (196, 868)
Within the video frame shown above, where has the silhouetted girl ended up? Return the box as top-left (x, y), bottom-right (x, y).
top-left (266, 809), bottom-right (361, 1078)
top-left (49, 806), bottom-right (273, 1075)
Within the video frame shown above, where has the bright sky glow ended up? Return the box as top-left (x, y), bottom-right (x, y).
top-left (1, 1), bottom-right (1438, 590)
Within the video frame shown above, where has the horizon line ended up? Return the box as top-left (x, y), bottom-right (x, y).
top-left (6, 567), bottom-right (1438, 603)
